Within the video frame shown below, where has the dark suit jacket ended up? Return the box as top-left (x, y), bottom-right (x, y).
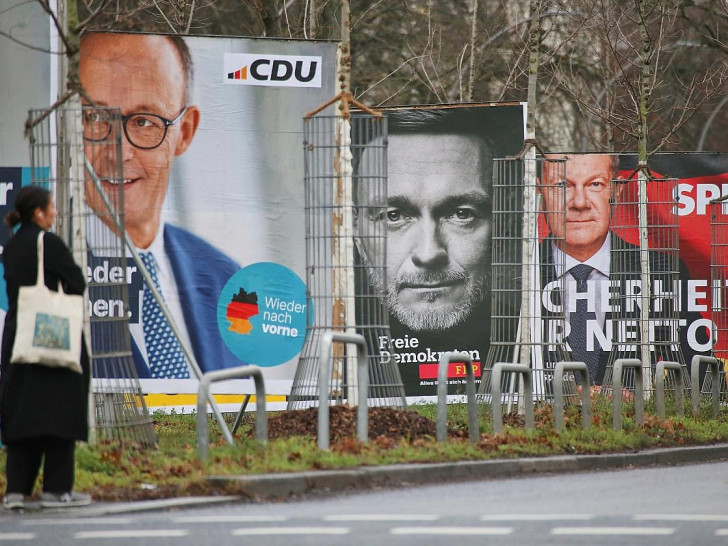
top-left (0, 223), bottom-right (90, 442)
top-left (540, 234), bottom-right (709, 385)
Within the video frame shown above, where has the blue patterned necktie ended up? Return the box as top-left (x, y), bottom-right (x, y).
top-left (568, 264), bottom-right (599, 383)
top-left (139, 252), bottom-right (190, 378)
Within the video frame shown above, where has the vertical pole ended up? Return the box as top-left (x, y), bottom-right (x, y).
top-left (329, 0), bottom-right (357, 405)
top-left (637, 167), bottom-right (652, 397)
top-left (517, 0), bottom-right (542, 413)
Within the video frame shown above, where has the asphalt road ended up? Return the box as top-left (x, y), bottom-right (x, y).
top-left (3, 459), bottom-right (728, 545)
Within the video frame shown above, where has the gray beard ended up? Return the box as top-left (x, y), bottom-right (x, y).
top-left (361, 254), bottom-right (486, 332)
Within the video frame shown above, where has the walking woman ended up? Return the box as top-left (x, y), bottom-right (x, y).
top-left (1, 186), bottom-right (91, 509)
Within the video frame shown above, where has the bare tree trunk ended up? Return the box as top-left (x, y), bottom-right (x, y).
top-left (518, 0), bottom-right (543, 413)
top-left (637, 0), bottom-right (652, 396)
top-left (467, 0), bottom-right (478, 102)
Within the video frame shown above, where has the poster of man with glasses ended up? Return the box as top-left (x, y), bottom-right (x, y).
top-left (79, 32), bottom-right (336, 385)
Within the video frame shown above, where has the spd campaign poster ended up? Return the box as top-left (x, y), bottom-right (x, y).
top-left (80, 32), bottom-right (337, 407)
top-left (531, 153), bottom-right (722, 390)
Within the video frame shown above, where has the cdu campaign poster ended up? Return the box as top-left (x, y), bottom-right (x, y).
top-left (79, 32), bottom-right (338, 406)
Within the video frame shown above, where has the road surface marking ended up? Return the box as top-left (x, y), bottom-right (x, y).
top-left (551, 527), bottom-right (675, 536)
top-left (23, 518), bottom-right (132, 525)
top-left (714, 529), bottom-right (728, 535)
top-left (635, 514), bottom-right (728, 522)
top-left (232, 527), bottom-right (350, 535)
top-left (391, 527), bottom-right (513, 535)
top-left (75, 529), bottom-right (189, 539)
top-left (324, 514), bottom-right (439, 521)
top-left (0, 534), bottom-right (35, 541)
top-left (482, 514), bottom-right (594, 521)
top-left (174, 515), bottom-right (287, 523)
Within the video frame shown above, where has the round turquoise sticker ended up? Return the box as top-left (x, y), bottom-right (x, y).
top-left (217, 262), bottom-right (310, 367)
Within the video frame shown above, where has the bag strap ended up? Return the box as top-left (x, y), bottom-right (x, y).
top-left (36, 231), bottom-right (45, 287)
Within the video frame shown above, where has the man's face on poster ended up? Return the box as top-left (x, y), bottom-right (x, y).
top-left (540, 154), bottom-right (617, 262)
top-left (80, 33), bottom-right (199, 249)
top-left (356, 132), bottom-right (491, 331)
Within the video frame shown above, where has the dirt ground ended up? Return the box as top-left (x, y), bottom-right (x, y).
top-left (266, 405), bottom-right (465, 444)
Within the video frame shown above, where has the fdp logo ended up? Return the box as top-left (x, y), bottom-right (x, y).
top-left (224, 53), bottom-right (322, 88)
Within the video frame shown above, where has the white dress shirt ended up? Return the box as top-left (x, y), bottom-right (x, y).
top-left (551, 233), bottom-right (611, 331)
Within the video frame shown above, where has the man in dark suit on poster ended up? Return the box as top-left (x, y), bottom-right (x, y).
top-left (538, 153), bottom-right (709, 388)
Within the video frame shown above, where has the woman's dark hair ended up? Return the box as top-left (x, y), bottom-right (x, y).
top-left (5, 185), bottom-right (52, 228)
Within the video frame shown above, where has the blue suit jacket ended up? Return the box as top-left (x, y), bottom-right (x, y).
top-left (130, 224), bottom-right (244, 378)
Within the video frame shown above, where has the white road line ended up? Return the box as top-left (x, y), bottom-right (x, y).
top-left (75, 529), bottom-right (189, 539)
top-left (324, 514), bottom-right (439, 522)
top-left (551, 527), bottom-right (675, 536)
top-left (173, 515), bottom-right (287, 523)
top-left (23, 518), bottom-right (132, 525)
top-left (635, 514), bottom-right (728, 522)
top-left (714, 529), bottom-right (728, 536)
top-left (391, 527), bottom-right (513, 536)
top-left (232, 527), bottom-right (350, 535)
top-left (0, 534), bottom-right (36, 541)
top-left (482, 514), bottom-right (594, 521)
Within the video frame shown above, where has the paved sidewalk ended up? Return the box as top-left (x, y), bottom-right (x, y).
top-left (21, 441), bottom-right (723, 517)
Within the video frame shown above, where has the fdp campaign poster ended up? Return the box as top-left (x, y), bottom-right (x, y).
top-left (353, 104), bottom-right (526, 399)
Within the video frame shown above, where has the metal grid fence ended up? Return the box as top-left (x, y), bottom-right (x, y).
top-left (26, 102), bottom-right (156, 446)
top-left (709, 197), bottom-right (728, 400)
top-left (288, 111), bottom-right (407, 409)
top-left (602, 176), bottom-right (690, 396)
top-left (478, 156), bottom-right (577, 408)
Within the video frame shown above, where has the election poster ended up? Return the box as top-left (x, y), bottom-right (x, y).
top-left (0, 3), bottom-right (55, 326)
top-left (354, 104), bottom-right (527, 399)
top-left (532, 153), bottom-right (721, 389)
top-left (78, 32), bottom-right (338, 408)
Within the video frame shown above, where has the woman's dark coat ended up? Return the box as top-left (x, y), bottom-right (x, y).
top-left (0, 222), bottom-right (89, 443)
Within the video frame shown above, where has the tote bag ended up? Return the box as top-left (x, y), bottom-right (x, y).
top-left (10, 232), bottom-right (83, 373)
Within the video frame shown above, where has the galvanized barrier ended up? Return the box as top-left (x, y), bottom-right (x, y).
top-left (197, 366), bottom-right (267, 461)
top-left (691, 355), bottom-right (722, 418)
top-left (491, 363), bottom-right (534, 434)
top-left (612, 358), bottom-right (644, 430)
top-left (318, 331), bottom-right (369, 450)
top-left (553, 362), bottom-right (590, 431)
top-left (655, 361), bottom-right (684, 419)
top-left (436, 352), bottom-right (479, 443)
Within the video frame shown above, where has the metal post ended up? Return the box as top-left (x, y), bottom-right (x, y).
top-left (491, 363), bottom-right (534, 434)
top-left (553, 362), bottom-right (590, 431)
top-left (436, 352), bottom-right (479, 443)
top-left (655, 361), bottom-right (684, 419)
top-left (318, 331), bottom-right (369, 450)
top-left (612, 358), bottom-right (644, 430)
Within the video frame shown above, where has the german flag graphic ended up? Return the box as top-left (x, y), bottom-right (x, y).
top-left (226, 288), bottom-right (259, 335)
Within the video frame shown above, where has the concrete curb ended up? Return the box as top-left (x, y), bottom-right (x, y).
top-left (11, 443), bottom-right (726, 517)
top-left (207, 443), bottom-right (728, 501)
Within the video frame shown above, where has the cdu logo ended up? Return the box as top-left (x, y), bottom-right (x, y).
top-left (224, 53), bottom-right (322, 88)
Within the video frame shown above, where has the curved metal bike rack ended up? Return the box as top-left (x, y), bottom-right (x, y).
top-left (491, 363), bottom-right (534, 434)
top-left (436, 352), bottom-right (479, 443)
top-left (197, 365), bottom-right (267, 461)
top-left (655, 361), bottom-right (684, 419)
top-left (553, 361), bottom-right (590, 431)
top-left (318, 331), bottom-right (369, 450)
